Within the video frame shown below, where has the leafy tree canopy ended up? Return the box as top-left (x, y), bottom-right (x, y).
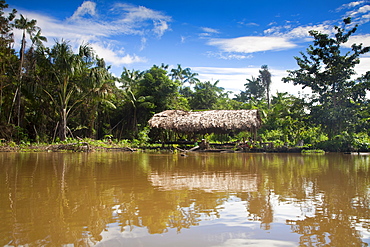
top-left (283, 17), bottom-right (370, 138)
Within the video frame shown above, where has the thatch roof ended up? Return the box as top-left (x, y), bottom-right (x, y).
top-left (148, 109), bottom-right (262, 134)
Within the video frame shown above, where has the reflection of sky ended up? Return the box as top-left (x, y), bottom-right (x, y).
top-left (97, 195), bottom-right (303, 246)
top-left (356, 226), bottom-right (370, 244)
top-left (96, 192), bottom-right (370, 246)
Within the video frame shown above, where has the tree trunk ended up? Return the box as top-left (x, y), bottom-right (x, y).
top-left (59, 108), bottom-right (67, 141)
top-left (17, 31), bottom-right (26, 127)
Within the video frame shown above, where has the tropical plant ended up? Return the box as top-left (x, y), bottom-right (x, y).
top-left (259, 65), bottom-right (272, 108)
top-left (120, 67), bottom-right (145, 137)
top-left (283, 18), bottom-right (370, 139)
top-left (170, 64), bottom-right (199, 85)
top-left (41, 41), bottom-right (98, 141)
top-left (0, 1), bottom-right (17, 126)
top-left (189, 80), bottom-right (223, 110)
top-left (235, 76), bottom-right (265, 103)
top-left (12, 14), bottom-right (39, 127)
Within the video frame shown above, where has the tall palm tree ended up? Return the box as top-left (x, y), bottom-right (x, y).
top-left (14, 14), bottom-right (37, 77)
top-left (244, 76), bottom-right (265, 102)
top-left (84, 58), bottom-right (116, 138)
top-left (170, 64), bottom-right (199, 85)
top-left (44, 40), bottom-right (96, 141)
top-left (12, 14), bottom-right (38, 126)
top-left (30, 29), bottom-right (47, 49)
top-left (259, 65), bottom-right (272, 109)
top-left (170, 64), bottom-right (186, 83)
top-left (183, 69), bottom-right (200, 85)
top-left (120, 67), bottom-right (144, 136)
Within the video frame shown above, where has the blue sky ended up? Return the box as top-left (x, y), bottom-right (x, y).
top-left (9, 0), bottom-right (370, 96)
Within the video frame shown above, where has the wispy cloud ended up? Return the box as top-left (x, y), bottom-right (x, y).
top-left (238, 21), bottom-right (259, 27)
top-left (199, 27), bottom-right (220, 37)
top-left (201, 27), bottom-right (219, 33)
top-left (193, 66), bottom-right (307, 96)
top-left (68, 1), bottom-right (97, 20)
top-left (90, 43), bottom-right (147, 67)
top-left (344, 34), bottom-right (370, 47)
top-left (11, 1), bottom-right (172, 70)
top-left (337, 1), bottom-right (370, 25)
top-left (112, 3), bottom-right (172, 37)
top-left (206, 51), bottom-right (252, 60)
top-left (207, 36), bottom-right (297, 53)
top-left (336, 1), bottom-right (365, 11)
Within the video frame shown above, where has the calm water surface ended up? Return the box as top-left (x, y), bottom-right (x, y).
top-left (0, 152), bottom-right (369, 246)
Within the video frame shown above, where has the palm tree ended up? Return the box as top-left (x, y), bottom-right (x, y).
top-left (43, 40), bottom-right (96, 141)
top-left (14, 14), bottom-right (38, 76)
top-left (244, 76), bottom-right (265, 102)
top-left (259, 65), bottom-right (272, 109)
top-left (170, 64), bottom-right (186, 83)
top-left (183, 68), bottom-right (200, 85)
top-left (12, 14), bottom-right (38, 126)
top-left (170, 64), bottom-right (199, 86)
top-left (30, 29), bottom-right (47, 49)
top-left (120, 67), bottom-right (144, 136)
top-left (190, 80), bottom-right (223, 109)
top-left (83, 57), bottom-right (116, 138)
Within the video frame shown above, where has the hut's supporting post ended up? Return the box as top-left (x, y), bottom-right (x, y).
top-left (253, 127), bottom-right (257, 141)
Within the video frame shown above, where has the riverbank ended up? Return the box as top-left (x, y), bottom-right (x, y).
top-left (0, 140), bottom-right (137, 153)
top-left (0, 139), bottom-right (368, 154)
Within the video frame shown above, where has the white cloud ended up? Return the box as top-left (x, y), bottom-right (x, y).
top-left (238, 21), bottom-right (259, 27)
top-left (10, 2), bottom-right (171, 71)
top-left (264, 23), bottom-right (334, 39)
top-left (344, 34), bottom-right (370, 47)
top-left (14, 2), bottom-right (172, 44)
top-left (201, 27), bottom-right (220, 33)
top-left (90, 43), bottom-right (147, 67)
top-left (153, 19), bottom-right (169, 37)
top-left (199, 27), bottom-right (220, 37)
top-left (285, 24), bottom-right (334, 38)
top-left (358, 5), bottom-right (370, 13)
top-left (140, 37), bottom-right (147, 51)
top-left (192, 66), bottom-right (309, 97)
top-left (69, 1), bottom-right (97, 20)
top-left (112, 3), bottom-right (172, 37)
top-left (336, 1), bottom-right (370, 25)
top-left (337, 1), bottom-right (365, 11)
top-left (207, 36), bottom-right (297, 53)
top-left (206, 51), bottom-right (252, 60)
top-left (355, 54), bottom-right (370, 77)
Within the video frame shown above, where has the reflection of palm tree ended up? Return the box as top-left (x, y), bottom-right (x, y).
top-left (247, 192), bottom-right (273, 230)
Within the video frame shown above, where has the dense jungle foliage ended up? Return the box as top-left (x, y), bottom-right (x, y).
top-left (0, 2), bottom-right (369, 151)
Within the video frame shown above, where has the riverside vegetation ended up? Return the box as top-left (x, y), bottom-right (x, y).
top-left (0, 1), bottom-right (369, 152)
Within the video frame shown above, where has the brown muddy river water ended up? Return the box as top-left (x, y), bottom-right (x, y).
top-left (0, 152), bottom-right (369, 246)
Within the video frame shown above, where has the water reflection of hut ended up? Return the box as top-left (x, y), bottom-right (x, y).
top-left (149, 172), bottom-right (258, 192)
top-left (148, 110), bottom-right (262, 138)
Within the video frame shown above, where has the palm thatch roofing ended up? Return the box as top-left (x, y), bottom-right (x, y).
top-left (148, 109), bottom-right (262, 134)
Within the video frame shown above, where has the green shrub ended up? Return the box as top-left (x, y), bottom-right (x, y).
top-left (316, 132), bottom-right (370, 152)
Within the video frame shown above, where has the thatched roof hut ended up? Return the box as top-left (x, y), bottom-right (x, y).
top-left (148, 109), bottom-right (262, 134)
